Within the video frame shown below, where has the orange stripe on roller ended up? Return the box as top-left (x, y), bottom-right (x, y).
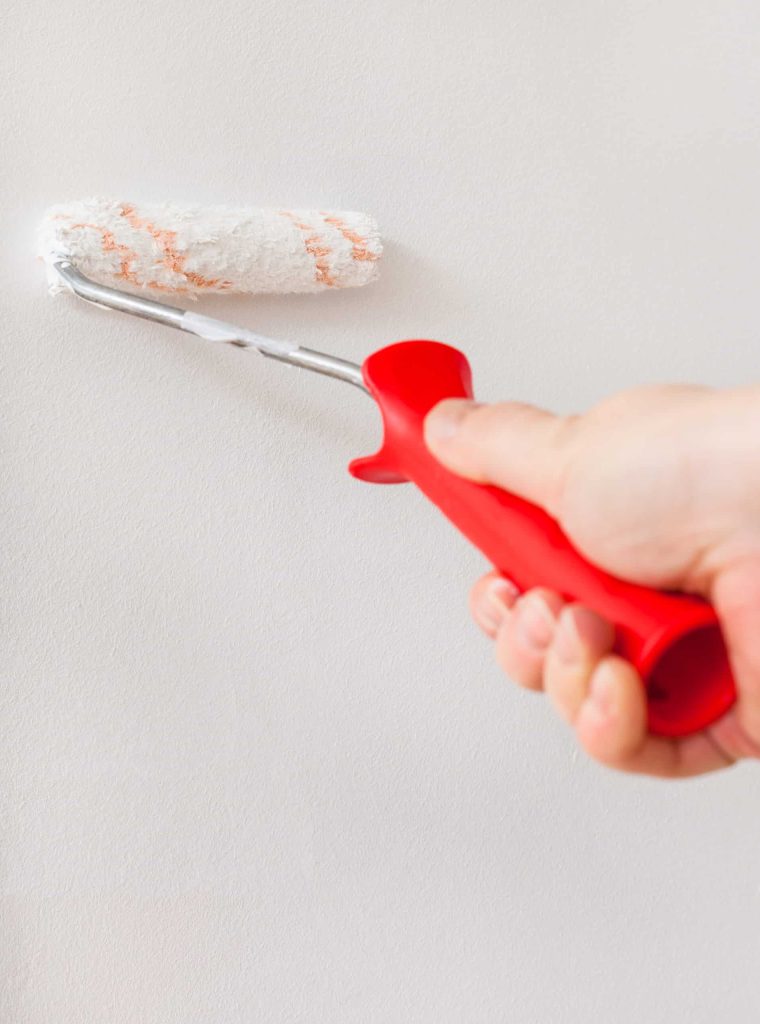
top-left (320, 213), bottom-right (379, 263)
top-left (278, 210), bottom-right (336, 287)
top-left (118, 204), bottom-right (232, 291)
top-left (70, 221), bottom-right (141, 285)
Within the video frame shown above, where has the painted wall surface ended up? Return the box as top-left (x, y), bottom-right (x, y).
top-left (3, 2), bottom-right (760, 1020)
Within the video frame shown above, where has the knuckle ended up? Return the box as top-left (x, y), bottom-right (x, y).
top-left (495, 628), bottom-right (544, 691)
top-left (544, 650), bottom-right (590, 723)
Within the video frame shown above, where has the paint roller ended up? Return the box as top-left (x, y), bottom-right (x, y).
top-left (39, 198), bottom-right (737, 738)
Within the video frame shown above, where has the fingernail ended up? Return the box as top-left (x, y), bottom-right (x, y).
top-left (554, 607), bottom-right (611, 664)
top-left (476, 577), bottom-right (519, 632)
top-left (424, 400), bottom-right (480, 443)
top-left (516, 593), bottom-right (556, 651)
top-left (588, 663), bottom-right (616, 721)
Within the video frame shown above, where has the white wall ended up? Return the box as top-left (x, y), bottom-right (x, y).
top-left (3, 2), bottom-right (760, 1020)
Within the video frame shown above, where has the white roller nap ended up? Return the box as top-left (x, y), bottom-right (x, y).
top-left (39, 198), bottom-right (382, 297)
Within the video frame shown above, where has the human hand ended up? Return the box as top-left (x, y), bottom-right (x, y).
top-left (424, 386), bottom-right (760, 777)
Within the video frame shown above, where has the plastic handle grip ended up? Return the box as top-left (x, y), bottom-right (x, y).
top-left (349, 340), bottom-right (736, 737)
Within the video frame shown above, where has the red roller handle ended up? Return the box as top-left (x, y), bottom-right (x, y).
top-left (349, 340), bottom-right (736, 737)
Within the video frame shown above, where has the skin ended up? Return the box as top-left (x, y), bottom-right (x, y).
top-left (423, 385), bottom-right (760, 777)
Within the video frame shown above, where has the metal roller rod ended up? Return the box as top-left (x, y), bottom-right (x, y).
top-left (52, 260), bottom-right (369, 394)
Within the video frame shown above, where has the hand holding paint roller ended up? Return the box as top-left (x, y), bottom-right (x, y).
top-left (425, 390), bottom-right (760, 776)
top-left (42, 199), bottom-right (745, 765)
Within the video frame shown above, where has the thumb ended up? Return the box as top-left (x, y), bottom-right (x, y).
top-left (423, 399), bottom-right (574, 512)
top-left (710, 556), bottom-right (760, 753)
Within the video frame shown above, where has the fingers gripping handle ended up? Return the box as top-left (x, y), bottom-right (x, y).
top-left (349, 341), bottom-right (736, 737)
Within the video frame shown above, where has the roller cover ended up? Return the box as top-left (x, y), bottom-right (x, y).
top-left (39, 198), bottom-right (382, 298)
